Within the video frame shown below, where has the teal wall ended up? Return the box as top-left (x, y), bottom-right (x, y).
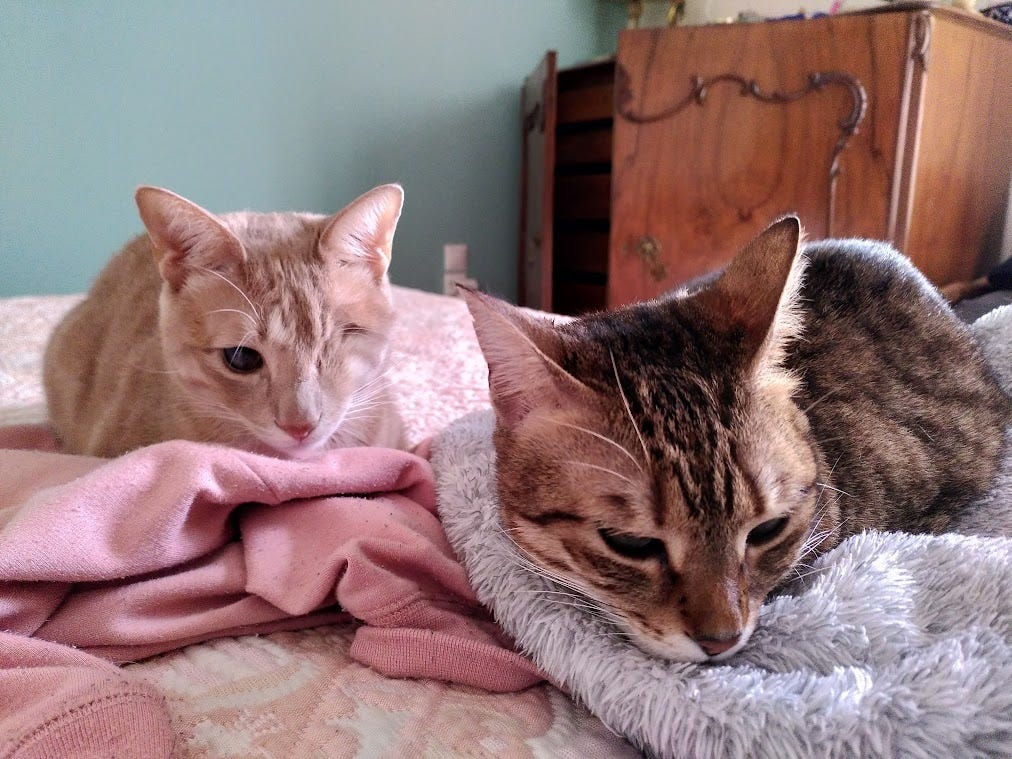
top-left (1, 1), bottom-right (621, 298)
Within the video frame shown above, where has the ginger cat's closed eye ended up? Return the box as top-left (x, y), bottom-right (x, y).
top-left (44, 184), bottom-right (405, 458)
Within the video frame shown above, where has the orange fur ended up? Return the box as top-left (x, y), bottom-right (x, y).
top-left (44, 184), bottom-right (405, 458)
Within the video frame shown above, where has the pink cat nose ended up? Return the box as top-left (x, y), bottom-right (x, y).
top-left (278, 421), bottom-right (315, 442)
top-left (694, 633), bottom-right (741, 657)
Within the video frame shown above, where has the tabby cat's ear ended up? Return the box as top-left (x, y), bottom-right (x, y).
top-left (319, 183), bottom-right (404, 280)
top-left (461, 288), bottom-right (590, 429)
top-left (135, 186), bottom-right (245, 291)
top-left (695, 216), bottom-right (805, 371)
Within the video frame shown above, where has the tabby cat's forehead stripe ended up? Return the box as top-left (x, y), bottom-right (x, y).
top-left (722, 458), bottom-right (736, 517)
top-left (568, 314), bottom-right (747, 525)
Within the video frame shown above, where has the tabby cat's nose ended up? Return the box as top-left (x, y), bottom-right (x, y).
top-left (694, 633), bottom-right (741, 657)
top-left (278, 421), bottom-right (315, 441)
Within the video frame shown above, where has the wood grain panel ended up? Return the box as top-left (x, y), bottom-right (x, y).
top-left (609, 13), bottom-right (909, 306)
top-left (518, 51), bottom-right (557, 310)
top-left (902, 10), bottom-right (1012, 284)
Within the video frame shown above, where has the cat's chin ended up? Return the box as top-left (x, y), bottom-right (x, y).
top-left (275, 444), bottom-right (326, 461)
top-left (630, 615), bottom-right (758, 663)
top-left (268, 439), bottom-right (332, 461)
top-left (631, 634), bottom-right (710, 663)
top-left (245, 433), bottom-right (331, 461)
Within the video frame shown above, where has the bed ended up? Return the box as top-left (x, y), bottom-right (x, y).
top-left (4, 285), bottom-right (1010, 759)
top-left (0, 286), bottom-right (638, 758)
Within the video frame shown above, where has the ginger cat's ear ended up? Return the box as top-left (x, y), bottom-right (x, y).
top-left (135, 186), bottom-right (245, 291)
top-left (460, 288), bottom-right (590, 429)
top-left (319, 183), bottom-right (404, 280)
top-left (694, 216), bottom-right (805, 372)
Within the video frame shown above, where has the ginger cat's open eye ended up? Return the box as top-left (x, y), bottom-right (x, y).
top-left (599, 528), bottom-right (666, 560)
top-left (221, 346), bottom-right (263, 374)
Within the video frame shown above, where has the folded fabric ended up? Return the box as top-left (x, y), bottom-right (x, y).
top-left (0, 436), bottom-right (542, 759)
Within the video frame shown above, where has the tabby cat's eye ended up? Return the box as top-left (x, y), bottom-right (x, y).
top-left (746, 515), bottom-right (790, 546)
top-left (221, 346), bottom-right (263, 374)
top-left (598, 528), bottom-right (666, 560)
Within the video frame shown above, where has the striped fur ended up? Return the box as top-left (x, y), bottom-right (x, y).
top-left (464, 218), bottom-right (1009, 663)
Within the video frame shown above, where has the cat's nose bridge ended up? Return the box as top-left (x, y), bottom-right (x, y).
top-left (680, 571), bottom-right (746, 646)
top-left (274, 370), bottom-right (323, 431)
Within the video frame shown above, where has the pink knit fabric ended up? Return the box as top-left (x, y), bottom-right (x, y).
top-left (0, 427), bottom-right (542, 759)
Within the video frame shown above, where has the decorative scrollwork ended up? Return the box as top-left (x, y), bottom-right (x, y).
top-left (615, 66), bottom-right (868, 236)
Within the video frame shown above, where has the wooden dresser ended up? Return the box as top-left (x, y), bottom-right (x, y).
top-left (519, 4), bottom-right (1012, 313)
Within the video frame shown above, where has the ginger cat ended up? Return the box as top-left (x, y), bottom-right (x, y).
top-left (463, 218), bottom-right (1009, 662)
top-left (44, 184), bottom-right (405, 458)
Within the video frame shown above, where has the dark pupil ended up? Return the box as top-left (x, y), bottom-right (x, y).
top-left (222, 346), bottom-right (263, 373)
top-left (599, 528), bottom-right (665, 560)
top-left (747, 516), bottom-right (790, 546)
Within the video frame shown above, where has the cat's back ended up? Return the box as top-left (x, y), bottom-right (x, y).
top-left (788, 239), bottom-right (1009, 531)
top-left (794, 239), bottom-right (987, 391)
top-left (43, 234), bottom-right (166, 453)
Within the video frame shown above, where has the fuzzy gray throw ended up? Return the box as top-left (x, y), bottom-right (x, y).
top-left (432, 306), bottom-right (1012, 759)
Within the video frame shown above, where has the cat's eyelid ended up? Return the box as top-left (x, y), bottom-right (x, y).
top-left (749, 508), bottom-right (793, 527)
top-left (598, 527), bottom-right (666, 560)
top-left (745, 512), bottom-right (792, 547)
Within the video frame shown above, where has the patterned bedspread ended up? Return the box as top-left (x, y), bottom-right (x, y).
top-left (0, 286), bottom-right (638, 758)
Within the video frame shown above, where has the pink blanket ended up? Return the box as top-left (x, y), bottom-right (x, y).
top-left (0, 426), bottom-right (541, 759)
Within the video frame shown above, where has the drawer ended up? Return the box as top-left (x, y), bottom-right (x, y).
top-left (558, 84), bottom-right (613, 124)
top-left (554, 229), bottom-right (609, 275)
top-left (555, 174), bottom-right (611, 221)
top-left (553, 281), bottom-right (607, 315)
top-left (556, 127), bottom-right (612, 166)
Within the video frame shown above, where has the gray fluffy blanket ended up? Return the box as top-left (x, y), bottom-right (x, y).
top-left (432, 307), bottom-right (1012, 759)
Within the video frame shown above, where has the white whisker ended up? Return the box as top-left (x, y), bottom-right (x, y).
top-left (205, 308), bottom-right (259, 330)
top-left (802, 388), bottom-right (838, 415)
top-left (815, 482), bottom-right (852, 498)
top-left (543, 419), bottom-right (644, 474)
top-left (610, 349), bottom-right (650, 466)
top-left (493, 523), bottom-right (631, 632)
top-left (194, 266), bottom-right (262, 324)
top-left (561, 460), bottom-right (636, 488)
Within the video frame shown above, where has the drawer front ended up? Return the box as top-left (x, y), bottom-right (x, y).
top-left (558, 83), bottom-right (613, 125)
top-left (609, 13), bottom-right (910, 306)
top-left (555, 174), bottom-right (611, 221)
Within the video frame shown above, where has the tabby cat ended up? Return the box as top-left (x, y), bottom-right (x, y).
top-left (463, 218), bottom-right (1009, 662)
top-left (44, 184), bottom-right (405, 458)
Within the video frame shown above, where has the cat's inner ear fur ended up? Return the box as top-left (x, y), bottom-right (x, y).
top-left (135, 186), bottom-right (245, 291)
top-left (695, 216), bottom-right (806, 380)
top-left (318, 183), bottom-right (404, 280)
top-left (461, 289), bottom-right (590, 429)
